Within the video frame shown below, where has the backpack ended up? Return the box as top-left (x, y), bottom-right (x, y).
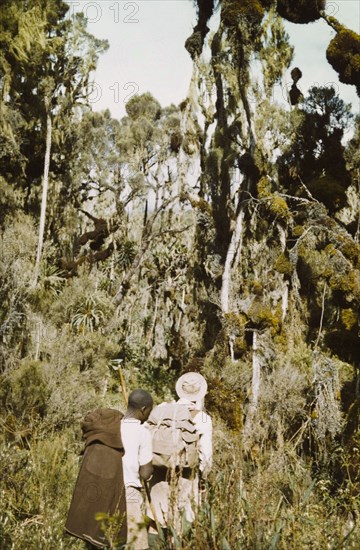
top-left (147, 402), bottom-right (199, 469)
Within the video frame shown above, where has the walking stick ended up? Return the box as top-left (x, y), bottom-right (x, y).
top-left (143, 478), bottom-right (164, 542)
top-left (111, 359), bottom-right (128, 403)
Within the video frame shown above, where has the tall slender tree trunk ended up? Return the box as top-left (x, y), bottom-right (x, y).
top-left (33, 107), bottom-right (52, 287)
top-left (221, 208), bottom-right (244, 313)
top-left (176, 287), bottom-right (186, 332)
top-left (243, 331), bottom-right (261, 444)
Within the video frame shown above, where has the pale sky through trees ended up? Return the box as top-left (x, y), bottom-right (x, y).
top-left (72, 0), bottom-right (360, 118)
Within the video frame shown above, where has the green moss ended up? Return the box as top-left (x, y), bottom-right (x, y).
top-left (182, 136), bottom-right (197, 155)
top-left (251, 280), bottom-right (263, 295)
top-left (233, 336), bottom-right (247, 355)
top-left (324, 244), bottom-right (337, 257)
top-left (224, 312), bottom-right (247, 333)
top-left (340, 240), bottom-right (360, 267)
top-left (273, 332), bottom-right (289, 352)
top-left (293, 225), bottom-right (304, 237)
top-left (182, 195), bottom-right (212, 216)
top-left (232, 400), bottom-right (243, 432)
top-left (222, 0), bottom-right (265, 28)
top-left (257, 176), bottom-right (271, 199)
top-left (323, 267), bottom-right (334, 279)
top-left (197, 199), bottom-right (213, 215)
top-left (340, 309), bottom-right (357, 331)
top-left (327, 28), bottom-right (360, 93)
top-left (248, 301), bottom-right (282, 334)
top-left (206, 375), bottom-right (244, 430)
top-left (328, 270), bottom-right (360, 298)
top-left (326, 16), bottom-right (343, 33)
top-left (268, 194), bottom-right (291, 222)
top-left (274, 253), bottom-right (293, 275)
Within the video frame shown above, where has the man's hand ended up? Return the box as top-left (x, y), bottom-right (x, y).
top-left (199, 478), bottom-right (207, 493)
top-left (139, 461), bottom-right (153, 481)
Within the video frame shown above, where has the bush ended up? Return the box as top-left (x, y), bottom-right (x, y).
top-left (0, 431), bottom-right (84, 550)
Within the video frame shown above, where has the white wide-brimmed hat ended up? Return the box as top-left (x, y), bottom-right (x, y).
top-left (175, 372), bottom-right (208, 401)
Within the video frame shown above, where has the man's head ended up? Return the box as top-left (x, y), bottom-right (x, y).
top-left (127, 389), bottom-right (153, 422)
top-left (175, 372), bottom-right (207, 402)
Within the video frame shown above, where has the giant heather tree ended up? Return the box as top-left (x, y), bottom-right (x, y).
top-left (182, 0), bottom-right (360, 485)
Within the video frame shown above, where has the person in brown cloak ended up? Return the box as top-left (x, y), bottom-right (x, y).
top-left (65, 408), bottom-right (127, 548)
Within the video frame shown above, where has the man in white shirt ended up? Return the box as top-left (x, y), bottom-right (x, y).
top-left (121, 389), bottom-right (153, 550)
top-left (148, 372), bottom-right (212, 536)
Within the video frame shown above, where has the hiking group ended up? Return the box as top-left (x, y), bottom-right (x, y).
top-left (65, 372), bottom-right (213, 549)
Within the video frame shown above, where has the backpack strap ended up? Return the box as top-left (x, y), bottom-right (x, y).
top-left (190, 408), bottom-right (200, 420)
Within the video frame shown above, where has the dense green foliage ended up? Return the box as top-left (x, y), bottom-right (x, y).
top-left (1, 0), bottom-right (359, 548)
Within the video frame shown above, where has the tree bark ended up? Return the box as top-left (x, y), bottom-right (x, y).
top-left (221, 209), bottom-right (244, 313)
top-left (243, 331), bottom-right (261, 444)
top-left (33, 108), bottom-right (52, 287)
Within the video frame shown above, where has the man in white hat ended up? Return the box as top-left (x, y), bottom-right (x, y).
top-left (175, 372), bottom-right (212, 478)
top-left (147, 372), bottom-right (212, 540)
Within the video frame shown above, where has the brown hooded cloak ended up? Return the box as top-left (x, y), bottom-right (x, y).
top-left (65, 408), bottom-right (127, 548)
